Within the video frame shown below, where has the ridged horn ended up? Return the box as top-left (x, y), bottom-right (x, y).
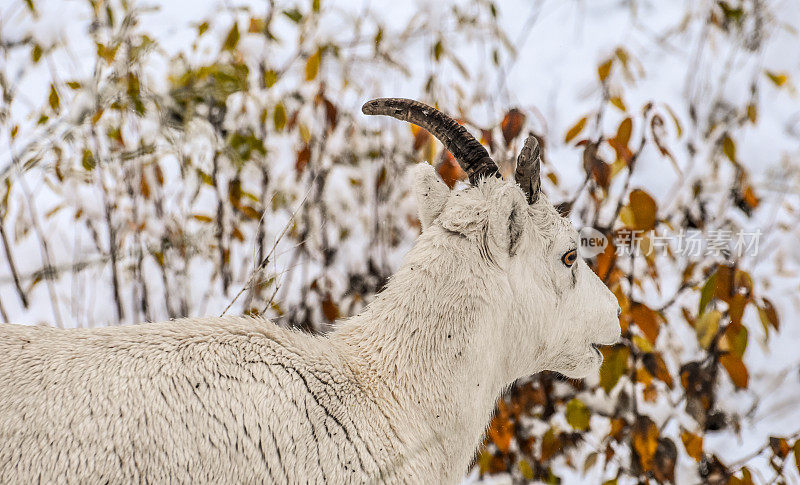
top-left (514, 134), bottom-right (542, 204)
top-left (362, 98), bottom-right (499, 184)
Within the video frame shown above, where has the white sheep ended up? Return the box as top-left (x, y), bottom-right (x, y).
top-left (0, 98), bottom-right (621, 484)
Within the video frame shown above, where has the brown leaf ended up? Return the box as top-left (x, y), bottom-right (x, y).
top-left (653, 437), bottom-right (677, 483)
top-left (321, 293), bottom-right (339, 322)
top-left (758, 298), bottom-right (779, 331)
top-left (583, 143), bottom-right (611, 189)
top-left (501, 108), bottom-right (525, 146)
top-left (487, 413), bottom-right (514, 454)
top-left (770, 437), bottom-right (790, 458)
top-left (240, 205), bottom-right (262, 220)
top-left (296, 145), bottom-right (311, 176)
top-left (540, 427), bottom-right (562, 462)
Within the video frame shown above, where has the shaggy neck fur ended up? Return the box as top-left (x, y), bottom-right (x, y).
top-left (333, 225), bottom-right (542, 479)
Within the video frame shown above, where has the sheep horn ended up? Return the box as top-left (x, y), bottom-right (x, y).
top-left (514, 134), bottom-right (541, 204)
top-left (362, 98), bottom-right (499, 184)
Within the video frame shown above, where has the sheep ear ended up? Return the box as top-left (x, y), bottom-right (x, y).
top-left (412, 163), bottom-right (449, 229)
top-left (487, 187), bottom-right (526, 257)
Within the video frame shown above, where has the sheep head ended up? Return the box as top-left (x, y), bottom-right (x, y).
top-left (363, 98), bottom-right (621, 380)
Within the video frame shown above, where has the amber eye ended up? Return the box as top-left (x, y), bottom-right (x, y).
top-left (561, 249), bottom-right (578, 267)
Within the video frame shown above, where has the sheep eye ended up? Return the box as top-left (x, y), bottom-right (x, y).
top-left (561, 249), bottom-right (577, 267)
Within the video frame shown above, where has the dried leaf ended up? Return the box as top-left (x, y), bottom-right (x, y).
top-left (192, 214), bottom-right (213, 223)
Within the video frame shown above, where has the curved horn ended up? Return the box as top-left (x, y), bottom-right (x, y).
top-left (362, 98), bottom-right (499, 184)
top-left (514, 134), bottom-right (542, 204)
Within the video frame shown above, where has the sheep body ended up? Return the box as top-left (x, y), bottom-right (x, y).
top-left (0, 317), bottom-right (407, 483)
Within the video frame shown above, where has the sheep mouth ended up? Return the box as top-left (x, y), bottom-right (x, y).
top-left (590, 344), bottom-right (602, 358)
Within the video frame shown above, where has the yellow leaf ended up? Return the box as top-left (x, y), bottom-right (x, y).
top-left (273, 102), bottom-right (286, 132)
top-left (624, 189), bottom-right (657, 231)
top-left (566, 398), bottom-right (591, 431)
top-left (305, 50), bottom-right (321, 81)
top-left (264, 69), bottom-right (278, 88)
top-left (632, 335), bottom-right (653, 353)
top-left (519, 460), bottom-right (534, 480)
top-left (765, 70), bottom-right (788, 87)
top-left (722, 134), bottom-right (737, 165)
top-left (223, 22), bottom-right (240, 51)
top-left (598, 58), bottom-right (613, 82)
top-left (600, 345), bottom-right (630, 393)
top-left (695, 310), bottom-right (721, 349)
top-left (48, 84), bottom-right (60, 111)
top-left (565, 116), bottom-right (588, 143)
top-left (192, 214), bottom-right (213, 223)
top-left (746, 103), bottom-right (757, 123)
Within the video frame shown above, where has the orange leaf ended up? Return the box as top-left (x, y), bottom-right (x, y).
top-left (680, 430), bottom-right (704, 462)
top-left (632, 416), bottom-right (659, 472)
top-left (720, 354), bottom-right (748, 388)
top-left (500, 108), bottom-right (525, 146)
top-left (630, 302), bottom-right (660, 345)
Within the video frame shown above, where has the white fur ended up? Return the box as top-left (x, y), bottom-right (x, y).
top-left (0, 164), bottom-right (620, 483)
